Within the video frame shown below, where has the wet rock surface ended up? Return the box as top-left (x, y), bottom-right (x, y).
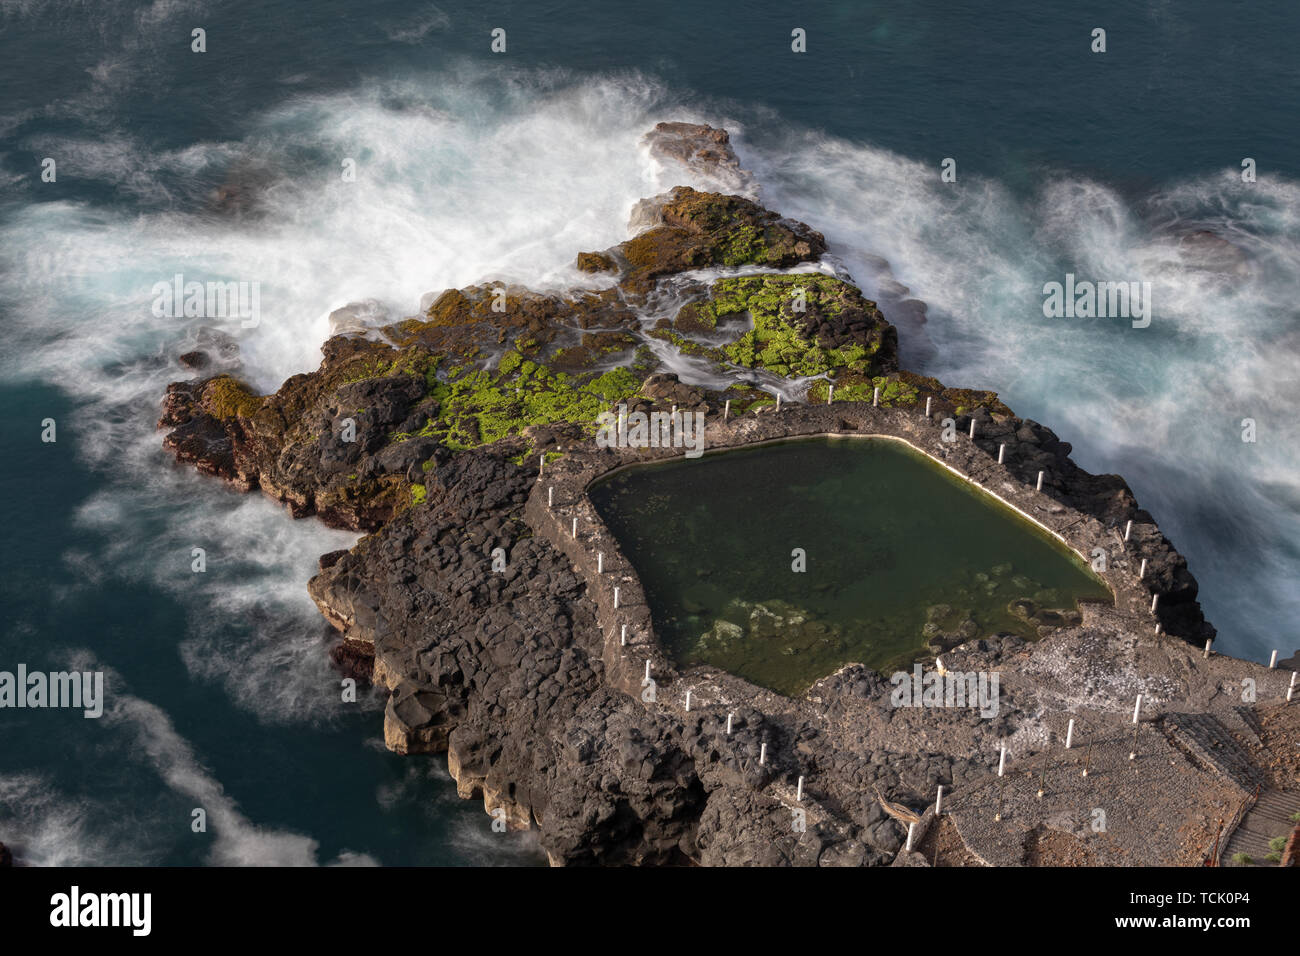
top-left (642, 121), bottom-right (758, 198)
top-left (157, 124), bottom-right (1284, 866)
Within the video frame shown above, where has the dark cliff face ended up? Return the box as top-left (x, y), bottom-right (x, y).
top-left (157, 123), bottom-right (1224, 866)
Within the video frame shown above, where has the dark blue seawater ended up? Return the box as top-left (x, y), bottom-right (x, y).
top-left (1, 0), bottom-right (1296, 864)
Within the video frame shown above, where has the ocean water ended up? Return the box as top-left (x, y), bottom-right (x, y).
top-left (1, 0), bottom-right (1296, 864)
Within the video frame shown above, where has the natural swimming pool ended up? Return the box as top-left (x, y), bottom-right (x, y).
top-left (589, 437), bottom-right (1112, 696)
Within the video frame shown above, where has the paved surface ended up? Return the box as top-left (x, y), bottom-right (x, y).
top-left (945, 727), bottom-right (1244, 866)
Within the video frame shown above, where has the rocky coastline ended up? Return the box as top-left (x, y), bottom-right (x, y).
top-left (157, 123), bottom-right (1297, 866)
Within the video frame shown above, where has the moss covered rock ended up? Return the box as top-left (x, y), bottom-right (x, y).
top-left (687, 274), bottom-right (897, 379)
top-left (615, 187), bottom-right (827, 293)
top-left (576, 251), bottom-right (617, 273)
top-left (155, 177), bottom-right (981, 536)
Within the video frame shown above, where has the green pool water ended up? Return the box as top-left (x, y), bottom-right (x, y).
top-left (589, 437), bottom-right (1112, 696)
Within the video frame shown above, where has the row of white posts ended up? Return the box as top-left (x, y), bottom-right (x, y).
top-left (954, 408), bottom-right (1176, 632)
top-left (545, 482), bottom-right (811, 811)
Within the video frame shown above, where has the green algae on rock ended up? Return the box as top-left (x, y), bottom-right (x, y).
top-left (414, 360), bottom-right (644, 452)
top-left (614, 186), bottom-right (828, 293)
top-left (575, 251), bottom-right (617, 273)
top-left (201, 374), bottom-right (265, 420)
top-left (696, 274), bottom-right (897, 379)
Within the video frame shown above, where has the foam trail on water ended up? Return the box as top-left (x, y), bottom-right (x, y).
top-left (107, 689), bottom-right (378, 866)
top-left (0, 773), bottom-right (141, 867)
top-left (2, 653), bottom-right (382, 866)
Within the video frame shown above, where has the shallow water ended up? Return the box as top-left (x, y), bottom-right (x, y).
top-left (590, 438), bottom-right (1111, 695)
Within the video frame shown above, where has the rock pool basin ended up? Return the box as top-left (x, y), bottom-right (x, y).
top-left (589, 437), bottom-right (1113, 696)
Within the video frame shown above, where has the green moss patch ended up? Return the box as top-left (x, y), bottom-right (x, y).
top-left (615, 188), bottom-right (826, 293)
top-left (420, 354), bottom-right (643, 452)
top-left (201, 375), bottom-right (265, 420)
top-left (576, 251), bottom-right (617, 273)
top-left (704, 275), bottom-right (888, 378)
top-left (806, 375), bottom-right (920, 407)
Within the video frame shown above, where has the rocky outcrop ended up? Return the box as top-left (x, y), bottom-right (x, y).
top-left (157, 179), bottom-right (843, 532)
top-left (642, 121), bottom-right (757, 198)
top-left (608, 186), bottom-right (828, 294)
top-left (159, 335), bottom-right (423, 531)
top-left (0, 842), bottom-right (12, 867)
top-left (157, 123), bottom-right (1256, 866)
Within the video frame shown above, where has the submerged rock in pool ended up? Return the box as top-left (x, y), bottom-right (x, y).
top-left (1009, 598), bottom-right (1082, 630)
top-left (695, 618), bottom-right (744, 652)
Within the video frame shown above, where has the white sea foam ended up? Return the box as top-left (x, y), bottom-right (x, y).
top-left (381, 4), bottom-right (451, 44)
top-left (73, 656), bottom-right (375, 867)
top-left (0, 772), bottom-right (140, 866)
